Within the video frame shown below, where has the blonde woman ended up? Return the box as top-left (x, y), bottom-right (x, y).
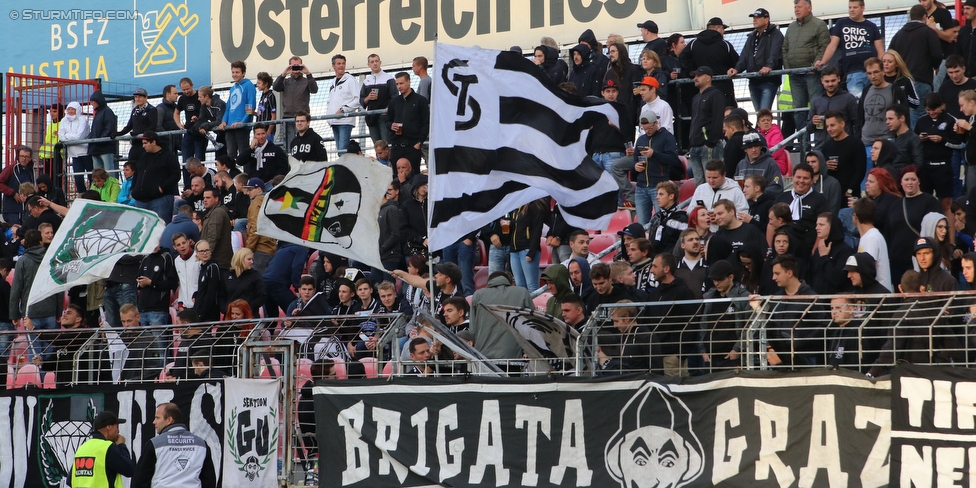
top-left (225, 248), bottom-right (267, 317)
top-left (882, 50), bottom-right (920, 109)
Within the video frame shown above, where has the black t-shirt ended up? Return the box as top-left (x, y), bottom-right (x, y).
top-left (177, 92), bottom-right (201, 124)
top-left (829, 18), bottom-right (882, 74)
top-left (937, 78), bottom-right (976, 119)
top-left (929, 7), bottom-right (956, 58)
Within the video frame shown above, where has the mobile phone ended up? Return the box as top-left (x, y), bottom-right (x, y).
top-left (292, 65), bottom-right (302, 71)
top-left (636, 146), bottom-right (648, 152)
top-left (696, 200), bottom-right (705, 208)
top-left (920, 132), bottom-right (928, 137)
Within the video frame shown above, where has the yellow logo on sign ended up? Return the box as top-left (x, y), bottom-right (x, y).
top-left (136, 3), bottom-right (199, 75)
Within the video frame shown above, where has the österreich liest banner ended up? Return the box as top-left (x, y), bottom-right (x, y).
top-left (314, 371), bottom-right (892, 487)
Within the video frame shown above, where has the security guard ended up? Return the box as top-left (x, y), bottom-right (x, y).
top-left (70, 411), bottom-right (135, 488)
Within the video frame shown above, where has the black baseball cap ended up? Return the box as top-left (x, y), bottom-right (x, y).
top-left (707, 17), bottom-right (730, 28)
top-left (691, 66), bottom-right (714, 77)
top-left (749, 8), bottom-right (770, 18)
top-left (135, 130), bottom-right (159, 143)
top-left (93, 411), bottom-right (126, 430)
top-left (637, 20), bottom-right (659, 33)
top-left (617, 223), bottom-right (645, 238)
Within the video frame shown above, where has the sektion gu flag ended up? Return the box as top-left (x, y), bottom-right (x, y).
top-left (256, 154), bottom-right (389, 270)
top-left (428, 43), bottom-right (624, 251)
top-left (27, 201), bottom-right (165, 308)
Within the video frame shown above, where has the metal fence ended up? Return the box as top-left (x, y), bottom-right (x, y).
top-left (4, 290), bottom-right (975, 484)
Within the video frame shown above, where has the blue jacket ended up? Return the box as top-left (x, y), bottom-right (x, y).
top-left (626, 128), bottom-right (682, 188)
top-left (160, 213), bottom-right (201, 256)
top-left (222, 78), bottom-right (256, 125)
top-left (117, 178), bottom-right (135, 206)
top-left (263, 243), bottom-right (308, 288)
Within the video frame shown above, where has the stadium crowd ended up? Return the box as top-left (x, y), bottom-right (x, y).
top-left (4, 0), bottom-right (976, 387)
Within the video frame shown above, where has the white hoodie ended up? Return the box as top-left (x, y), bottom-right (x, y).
top-left (58, 101), bottom-right (89, 158)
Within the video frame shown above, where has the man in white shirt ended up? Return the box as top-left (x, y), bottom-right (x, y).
top-left (638, 76), bottom-right (674, 134)
top-left (852, 198), bottom-right (893, 291)
top-left (560, 229), bottom-right (601, 266)
top-left (171, 233), bottom-right (199, 311)
top-left (325, 54), bottom-right (361, 157)
top-left (690, 159), bottom-right (748, 232)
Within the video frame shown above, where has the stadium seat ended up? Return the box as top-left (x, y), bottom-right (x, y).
top-left (532, 292), bottom-right (551, 312)
top-left (5, 269), bottom-right (12, 285)
top-left (477, 240), bottom-right (487, 267)
top-left (607, 209), bottom-right (634, 235)
top-left (258, 356), bottom-right (282, 378)
top-left (588, 234), bottom-right (618, 260)
top-left (41, 371), bottom-right (55, 389)
top-left (678, 155), bottom-right (689, 179)
top-left (380, 361), bottom-right (394, 378)
top-left (297, 358), bottom-right (313, 389)
top-left (474, 267), bottom-right (488, 290)
top-left (538, 239), bottom-right (552, 266)
top-left (157, 362), bottom-right (176, 383)
top-left (678, 179), bottom-right (696, 204)
top-left (305, 251), bottom-right (319, 275)
top-left (359, 357), bottom-right (378, 379)
top-left (334, 361), bottom-right (348, 380)
top-left (12, 364), bottom-right (41, 388)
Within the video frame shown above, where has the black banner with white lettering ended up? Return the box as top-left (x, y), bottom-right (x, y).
top-left (314, 370), bottom-right (892, 487)
top-left (891, 365), bottom-right (976, 487)
top-left (0, 381), bottom-right (223, 488)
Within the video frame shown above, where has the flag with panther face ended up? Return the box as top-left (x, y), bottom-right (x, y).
top-left (257, 155), bottom-right (388, 270)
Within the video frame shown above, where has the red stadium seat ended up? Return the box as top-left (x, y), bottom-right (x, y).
top-left (678, 179), bottom-right (696, 204)
top-left (588, 234), bottom-right (618, 260)
top-left (305, 251), bottom-right (319, 275)
top-left (607, 209), bottom-right (634, 235)
top-left (532, 292), bottom-right (551, 312)
top-left (359, 358), bottom-right (378, 379)
top-left (538, 239), bottom-right (552, 266)
top-left (12, 364), bottom-right (41, 388)
top-left (381, 361), bottom-right (394, 378)
top-left (678, 155), bottom-right (689, 179)
top-left (334, 361), bottom-right (348, 380)
top-left (474, 267), bottom-right (489, 290)
top-left (477, 240), bottom-right (487, 267)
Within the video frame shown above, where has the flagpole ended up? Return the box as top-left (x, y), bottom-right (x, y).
top-left (428, 36), bottom-right (438, 316)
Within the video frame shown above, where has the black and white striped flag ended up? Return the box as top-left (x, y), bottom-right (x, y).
top-left (428, 43), bottom-right (624, 251)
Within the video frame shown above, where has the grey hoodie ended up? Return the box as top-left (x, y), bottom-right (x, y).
top-left (10, 246), bottom-right (62, 320)
top-left (736, 147), bottom-right (783, 194)
top-left (469, 275), bottom-right (533, 359)
top-left (808, 150), bottom-right (844, 213)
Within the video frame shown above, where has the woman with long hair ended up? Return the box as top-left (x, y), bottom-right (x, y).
top-left (509, 199), bottom-right (548, 289)
top-left (402, 254), bottom-right (429, 311)
top-left (882, 50), bottom-right (920, 109)
top-left (882, 166), bottom-right (943, 284)
top-left (956, 90), bottom-right (976, 189)
top-left (194, 239), bottom-right (224, 323)
top-left (225, 248), bottom-right (267, 317)
top-left (225, 299), bottom-right (257, 338)
top-left (920, 212), bottom-right (953, 270)
top-left (637, 49), bottom-right (669, 100)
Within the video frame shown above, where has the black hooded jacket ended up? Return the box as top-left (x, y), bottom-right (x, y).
top-left (537, 45), bottom-right (569, 85)
top-left (917, 236), bottom-right (958, 292)
top-left (88, 91), bottom-right (118, 156)
top-left (850, 252), bottom-right (891, 294)
top-left (568, 44), bottom-right (602, 97)
top-left (578, 29), bottom-right (610, 76)
top-left (807, 216), bottom-right (854, 294)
